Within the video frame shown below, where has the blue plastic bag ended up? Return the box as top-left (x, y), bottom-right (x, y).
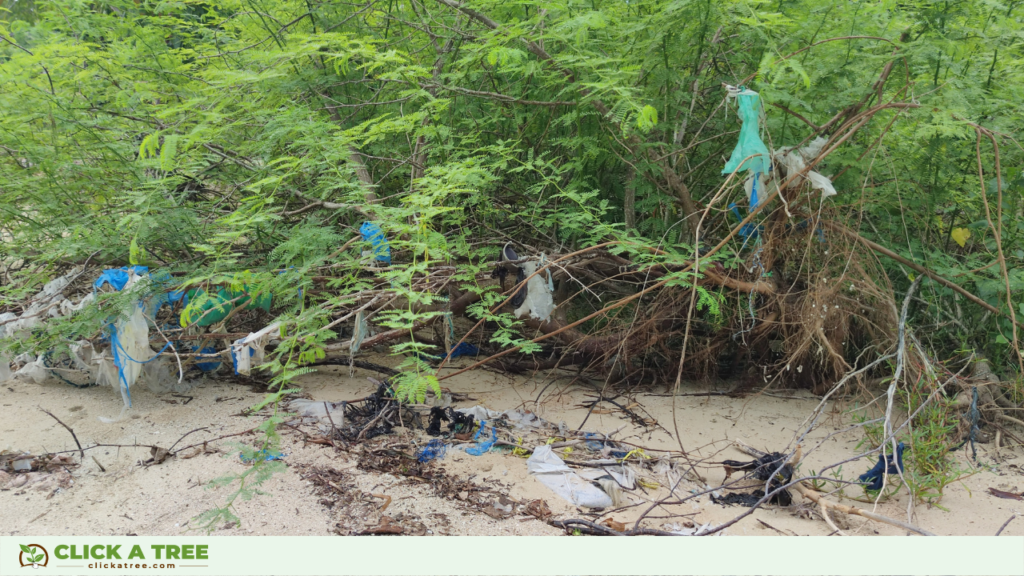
top-left (359, 221), bottom-right (391, 265)
top-left (193, 346), bottom-right (222, 372)
top-left (94, 266), bottom-right (149, 292)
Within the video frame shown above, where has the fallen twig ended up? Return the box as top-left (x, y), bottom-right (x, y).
top-left (39, 407), bottom-right (84, 460)
top-left (792, 482), bottom-right (935, 536)
top-left (550, 519), bottom-right (681, 536)
top-left (168, 427), bottom-right (210, 453)
top-left (995, 513), bottom-right (1017, 536)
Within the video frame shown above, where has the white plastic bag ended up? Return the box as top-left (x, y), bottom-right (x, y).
top-left (105, 305), bottom-right (155, 412)
top-left (286, 398), bottom-right (346, 427)
top-left (60, 293), bottom-right (95, 316)
top-left (13, 355), bottom-right (51, 384)
top-left (806, 170), bottom-right (837, 198)
top-left (513, 261), bottom-right (555, 322)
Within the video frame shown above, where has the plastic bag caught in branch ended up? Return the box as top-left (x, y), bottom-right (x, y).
top-left (722, 87), bottom-right (771, 208)
top-left (806, 170), bottom-right (836, 198)
top-left (231, 323), bottom-right (280, 376)
top-left (513, 261), bottom-right (555, 322)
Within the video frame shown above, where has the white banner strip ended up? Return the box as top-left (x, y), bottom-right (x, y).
top-left (2, 536), bottom-right (1022, 575)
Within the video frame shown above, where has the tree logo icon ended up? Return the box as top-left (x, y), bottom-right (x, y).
top-left (18, 544), bottom-right (48, 569)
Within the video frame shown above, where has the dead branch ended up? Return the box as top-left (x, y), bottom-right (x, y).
top-left (39, 407), bottom-right (84, 461)
top-left (792, 483), bottom-right (935, 536)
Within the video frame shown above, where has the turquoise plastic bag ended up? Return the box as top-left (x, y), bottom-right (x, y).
top-left (722, 89), bottom-right (771, 183)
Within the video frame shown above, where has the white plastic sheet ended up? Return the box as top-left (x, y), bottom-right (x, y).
top-left (527, 445), bottom-right (615, 508)
top-left (286, 398), bottom-right (346, 428)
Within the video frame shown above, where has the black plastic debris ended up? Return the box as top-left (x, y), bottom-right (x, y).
top-left (717, 451), bottom-right (794, 507)
top-left (338, 380), bottom-right (400, 440)
top-left (712, 488), bottom-right (792, 507)
top-left (426, 406), bottom-right (475, 437)
top-left (858, 442), bottom-right (905, 491)
top-left (492, 245), bottom-right (528, 308)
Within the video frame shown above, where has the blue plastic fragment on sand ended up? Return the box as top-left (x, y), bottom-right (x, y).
top-left (417, 439), bottom-right (448, 463)
top-left (240, 449), bottom-right (284, 463)
top-left (858, 442), bottom-right (905, 491)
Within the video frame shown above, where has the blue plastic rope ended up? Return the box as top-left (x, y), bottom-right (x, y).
top-left (467, 420), bottom-right (498, 456)
top-left (109, 320), bottom-right (173, 408)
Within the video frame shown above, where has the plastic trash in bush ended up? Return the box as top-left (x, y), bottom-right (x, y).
top-left (449, 342), bottom-right (479, 359)
top-left (287, 398), bottom-right (346, 426)
top-left (94, 266), bottom-right (149, 292)
top-left (360, 221), bottom-right (391, 265)
top-left (414, 342), bottom-right (480, 363)
top-left (193, 347), bottom-right (222, 372)
top-left (3, 271), bottom-right (78, 339)
top-left (806, 171), bottom-right (837, 198)
top-left (41, 343), bottom-right (97, 388)
top-left (722, 86), bottom-right (771, 208)
top-left (493, 244), bottom-right (528, 308)
top-left (728, 203), bottom-right (763, 244)
top-left (513, 260), bottom-right (555, 322)
top-left (60, 293), bottom-right (95, 316)
top-left (12, 355), bottom-right (51, 384)
top-left (181, 289), bottom-right (233, 327)
top-left (456, 405), bottom-right (546, 432)
top-left (773, 136), bottom-right (835, 199)
top-left (231, 322), bottom-right (280, 376)
top-left (108, 305), bottom-right (158, 407)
